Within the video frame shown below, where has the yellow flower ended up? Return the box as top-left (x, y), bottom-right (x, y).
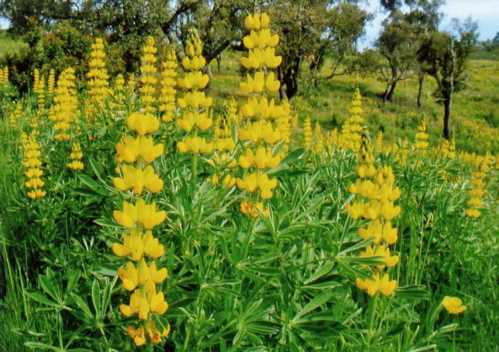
top-left (240, 201), bottom-right (270, 218)
top-left (127, 325), bottom-right (146, 346)
top-left (118, 262), bottom-right (140, 291)
top-left (116, 135), bottom-right (164, 164)
top-left (112, 230), bottom-right (144, 261)
top-left (442, 296), bottom-right (466, 314)
top-left (113, 165), bottom-right (164, 195)
top-left (113, 199), bottom-right (167, 230)
top-left (360, 245), bottom-right (399, 268)
top-left (465, 208), bottom-right (481, 218)
top-left (120, 282), bottom-right (168, 321)
top-left (357, 273), bottom-right (397, 297)
top-left (127, 112), bottom-right (160, 135)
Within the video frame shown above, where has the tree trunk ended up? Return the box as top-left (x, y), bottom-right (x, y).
top-left (216, 55), bottom-right (222, 73)
top-left (443, 95), bottom-right (452, 139)
top-left (417, 72), bottom-right (424, 108)
top-left (383, 81), bottom-right (397, 103)
top-left (278, 56), bottom-right (301, 100)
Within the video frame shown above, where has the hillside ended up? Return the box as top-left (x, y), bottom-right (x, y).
top-left (209, 52), bottom-right (499, 155)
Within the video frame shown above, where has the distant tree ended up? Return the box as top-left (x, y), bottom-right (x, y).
top-left (269, 0), bottom-right (329, 99)
top-left (186, 0), bottom-right (252, 76)
top-left (309, 2), bottom-right (370, 81)
top-left (375, 0), bottom-right (443, 104)
top-left (418, 19), bottom-right (478, 139)
top-left (376, 13), bottom-right (418, 102)
top-left (494, 31), bottom-right (499, 44)
top-left (405, 0), bottom-right (443, 107)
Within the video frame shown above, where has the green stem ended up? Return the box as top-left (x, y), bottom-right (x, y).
top-left (367, 294), bottom-right (378, 345)
top-left (192, 153), bottom-right (198, 188)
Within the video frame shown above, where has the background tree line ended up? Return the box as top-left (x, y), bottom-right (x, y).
top-left (0, 0), bottom-right (481, 139)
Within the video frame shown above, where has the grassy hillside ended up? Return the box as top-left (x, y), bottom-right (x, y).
top-left (209, 52), bottom-right (499, 155)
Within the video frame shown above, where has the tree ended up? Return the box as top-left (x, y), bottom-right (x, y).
top-left (375, 0), bottom-right (443, 104)
top-left (418, 19), bottom-right (478, 139)
top-left (309, 2), bottom-right (370, 81)
top-left (376, 13), bottom-right (418, 102)
top-left (266, 0), bottom-right (328, 99)
top-left (186, 0), bottom-right (252, 76)
top-left (405, 1), bottom-right (444, 107)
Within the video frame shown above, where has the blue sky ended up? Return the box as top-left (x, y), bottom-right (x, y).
top-left (1, 0), bottom-right (497, 45)
top-left (359, 0), bottom-right (499, 47)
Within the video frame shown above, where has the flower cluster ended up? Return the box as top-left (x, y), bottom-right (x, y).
top-left (0, 66), bottom-right (8, 85)
top-left (465, 160), bottom-right (488, 218)
top-left (86, 38), bottom-right (110, 116)
top-left (303, 116), bottom-right (312, 152)
top-left (33, 68), bottom-right (46, 110)
top-left (9, 102), bottom-right (22, 128)
top-left (22, 132), bottom-right (46, 199)
top-left (209, 117), bottom-right (237, 187)
top-left (415, 120), bottom-right (430, 151)
top-left (67, 143), bottom-right (84, 171)
top-left (140, 37), bottom-right (159, 115)
top-left (160, 48), bottom-right (177, 122)
top-left (176, 32), bottom-right (214, 155)
top-left (47, 69), bottom-right (55, 97)
top-left (312, 122), bottom-right (326, 155)
top-left (347, 146), bottom-right (401, 297)
top-left (236, 13), bottom-right (288, 218)
top-left (50, 68), bottom-right (77, 141)
top-left (438, 138), bottom-right (456, 159)
top-left (109, 74), bottom-right (126, 117)
top-left (112, 110), bottom-right (169, 346)
top-left (339, 89), bottom-right (364, 152)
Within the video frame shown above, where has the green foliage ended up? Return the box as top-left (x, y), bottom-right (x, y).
top-left (0, 91), bottom-right (497, 350)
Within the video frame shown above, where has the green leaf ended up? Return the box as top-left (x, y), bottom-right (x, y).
top-left (91, 279), bottom-right (102, 316)
top-left (24, 341), bottom-right (59, 351)
top-left (77, 173), bottom-right (108, 196)
top-left (293, 292), bottom-right (334, 321)
top-left (27, 292), bottom-right (60, 309)
top-left (39, 273), bottom-right (61, 304)
top-left (304, 261), bottom-right (335, 285)
top-left (396, 286), bottom-right (430, 301)
top-left (70, 293), bottom-right (93, 320)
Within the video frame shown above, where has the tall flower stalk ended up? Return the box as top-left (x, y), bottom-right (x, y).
top-left (86, 38), bottom-right (110, 117)
top-left (347, 145), bottom-right (401, 297)
top-left (140, 37), bottom-right (159, 115)
top-left (236, 12), bottom-right (289, 218)
top-left (339, 89), bottom-right (364, 151)
top-left (159, 47), bottom-right (177, 123)
top-left (111, 110), bottom-right (170, 346)
top-left (22, 132), bottom-right (46, 200)
top-left (176, 32), bottom-right (214, 182)
top-left (50, 68), bottom-right (77, 142)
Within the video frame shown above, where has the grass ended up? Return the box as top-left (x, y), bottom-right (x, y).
top-left (209, 51), bottom-right (499, 154)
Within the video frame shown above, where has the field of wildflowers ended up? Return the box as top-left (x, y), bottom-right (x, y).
top-left (0, 13), bottom-right (498, 352)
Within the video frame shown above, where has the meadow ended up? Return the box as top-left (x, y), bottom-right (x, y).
top-left (0, 14), bottom-right (498, 352)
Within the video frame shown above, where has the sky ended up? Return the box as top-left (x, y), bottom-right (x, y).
top-left (0, 0), bottom-right (497, 45)
top-left (359, 0), bottom-right (499, 48)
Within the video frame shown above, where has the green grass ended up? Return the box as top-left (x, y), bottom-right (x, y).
top-left (209, 51), bottom-right (499, 154)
